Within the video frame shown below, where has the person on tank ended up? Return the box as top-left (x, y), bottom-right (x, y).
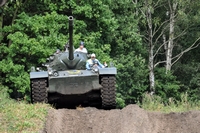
top-left (86, 53), bottom-right (105, 70)
top-left (74, 41), bottom-right (88, 53)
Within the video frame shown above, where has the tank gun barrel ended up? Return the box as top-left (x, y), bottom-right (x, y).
top-left (68, 16), bottom-right (74, 60)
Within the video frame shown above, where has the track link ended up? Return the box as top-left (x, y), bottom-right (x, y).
top-left (31, 79), bottom-right (48, 103)
top-left (101, 76), bottom-right (116, 109)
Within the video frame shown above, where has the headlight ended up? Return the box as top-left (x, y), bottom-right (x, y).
top-left (48, 71), bottom-right (52, 75)
top-left (48, 68), bottom-right (53, 75)
top-left (94, 68), bottom-right (98, 73)
top-left (36, 67), bottom-right (40, 71)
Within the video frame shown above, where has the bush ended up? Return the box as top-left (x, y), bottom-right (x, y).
top-left (115, 52), bottom-right (148, 105)
top-left (155, 68), bottom-right (182, 102)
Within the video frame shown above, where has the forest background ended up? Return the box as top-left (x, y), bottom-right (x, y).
top-left (0, 0), bottom-right (200, 108)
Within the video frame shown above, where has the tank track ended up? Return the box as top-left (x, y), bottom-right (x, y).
top-left (31, 79), bottom-right (48, 103)
top-left (101, 76), bottom-right (116, 109)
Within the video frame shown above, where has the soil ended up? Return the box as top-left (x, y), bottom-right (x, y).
top-left (43, 105), bottom-right (200, 133)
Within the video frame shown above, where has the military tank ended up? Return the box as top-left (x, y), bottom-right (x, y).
top-left (30, 16), bottom-right (117, 109)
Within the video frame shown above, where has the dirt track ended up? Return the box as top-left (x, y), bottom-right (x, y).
top-left (43, 105), bottom-right (200, 133)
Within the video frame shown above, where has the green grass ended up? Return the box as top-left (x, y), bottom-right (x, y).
top-left (0, 87), bottom-right (52, 133)
top-left (139, 92), bottom-right (200, 113)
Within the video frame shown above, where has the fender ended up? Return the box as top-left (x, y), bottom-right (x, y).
top-left (30, 71), bottom-right (48, 79)
top-left (98, 67), bottom-right (117, 75)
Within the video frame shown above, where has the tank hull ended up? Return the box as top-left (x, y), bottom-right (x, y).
top-left (48, 70), bottom-right (102, 95)
top-left (30, 68), bottom-right (117, 109)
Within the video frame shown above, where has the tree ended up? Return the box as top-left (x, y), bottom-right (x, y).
top-left (138, 0), bottom-right (164, 92)
top-left (163, 0), bottom-right (200, 72)
top-left (138, 0), bottom-right (200, 94)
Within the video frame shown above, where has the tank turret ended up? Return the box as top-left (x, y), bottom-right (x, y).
top-left (45, 16), bottom-right (87, 71)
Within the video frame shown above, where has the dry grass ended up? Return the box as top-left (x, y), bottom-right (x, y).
top-left (0, 101), bottom-right (52, 133)
top-left (139, 92), bottom-right (200, 113)
top-left (0, 87), bottom-right (52, 133)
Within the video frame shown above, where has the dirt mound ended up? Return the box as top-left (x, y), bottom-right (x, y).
top-left (43, 105), bottom-right (200, 133)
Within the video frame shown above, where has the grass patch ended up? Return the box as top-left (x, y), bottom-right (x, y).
top-left (0, 86), bottom-right (52, 133)
top-left (139, 92), bottom-right (200, 113)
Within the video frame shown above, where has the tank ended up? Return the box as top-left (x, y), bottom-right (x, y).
top-left (30, 16), bottom-right (117, 109)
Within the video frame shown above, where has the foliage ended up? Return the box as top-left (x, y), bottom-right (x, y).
top-left (155, 68), bottom-right (181, 102)
top-left (109, 0), bottom-right (149, 107)
top-left (110, 0), bottom-right (145, 57)
top-left (116, 93), bottom-right (126, 108)
top-left (116, 52), bottom-right (148, 105)
top-left (173, 62), bottom-right (200, 101)
top-left (0, 12), bottom-right (70, 97)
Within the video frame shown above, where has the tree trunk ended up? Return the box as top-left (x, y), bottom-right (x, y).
top-left (0, 0), bottom-right (7, 7)
top-left (166, 2), bottom-right (177, 72)
top-left (149, 45), bottom-right (155, 93)
top-left (146, 0), bottom-right (155, 92)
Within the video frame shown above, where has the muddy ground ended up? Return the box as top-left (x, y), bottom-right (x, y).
top-left (42, 105), bottom-right (200, 133)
